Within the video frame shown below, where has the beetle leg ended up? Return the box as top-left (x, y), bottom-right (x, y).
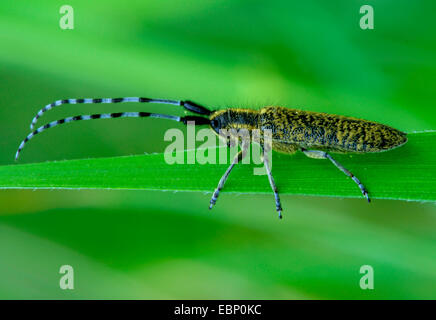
top-left (209, 143), bottom-right (249, 210)
top-left (262, 146), bottom-right (283, 219)
top-left (301, 148), bottom-right (370, 202)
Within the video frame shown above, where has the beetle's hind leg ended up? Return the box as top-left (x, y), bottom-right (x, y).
top-left (301, 148), bottom-right (370, 202)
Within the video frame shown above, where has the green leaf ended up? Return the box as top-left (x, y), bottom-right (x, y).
top-left (1, 131), bottom-right (435, 202)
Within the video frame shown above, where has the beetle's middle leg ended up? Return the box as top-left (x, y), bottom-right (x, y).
top-left (261, 146), bottom-right (283, 219)
top-left (301, 148), bottom-right (370, 202)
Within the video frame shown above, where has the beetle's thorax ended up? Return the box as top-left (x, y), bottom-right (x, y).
top-left (209, 109), bottom-right (259, 134)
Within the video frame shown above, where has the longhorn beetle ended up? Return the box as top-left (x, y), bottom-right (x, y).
top-left (15, 97), bottom-right (408, 219)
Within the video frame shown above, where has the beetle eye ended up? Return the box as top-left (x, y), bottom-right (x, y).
top-left (211, 119), bottom-right (218, 127)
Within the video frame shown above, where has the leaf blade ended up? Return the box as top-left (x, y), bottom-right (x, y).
top-left (1, 132), bottom-right (435, 202)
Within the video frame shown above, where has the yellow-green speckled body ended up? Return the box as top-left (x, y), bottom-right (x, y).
top-left (209, 106), bottom-right (407, 154)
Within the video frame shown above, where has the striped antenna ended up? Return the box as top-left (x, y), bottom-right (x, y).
top-left (29, 97), bottom-right (212, 130)
top-left (16, 112), bottom-right (210, 161)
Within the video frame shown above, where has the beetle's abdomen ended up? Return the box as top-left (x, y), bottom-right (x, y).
top-left (259, 107), bottom-right (407, 153)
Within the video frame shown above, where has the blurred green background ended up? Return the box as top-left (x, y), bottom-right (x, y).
top-left (0, 0), bottom-right (435, 299)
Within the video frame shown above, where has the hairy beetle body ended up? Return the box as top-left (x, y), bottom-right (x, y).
top-left (209, 107), bottom-right (407, 154)
top-left (16, 97), bottom-right (409, 218)
top-left (259, 107), bottom-right (407, 154)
